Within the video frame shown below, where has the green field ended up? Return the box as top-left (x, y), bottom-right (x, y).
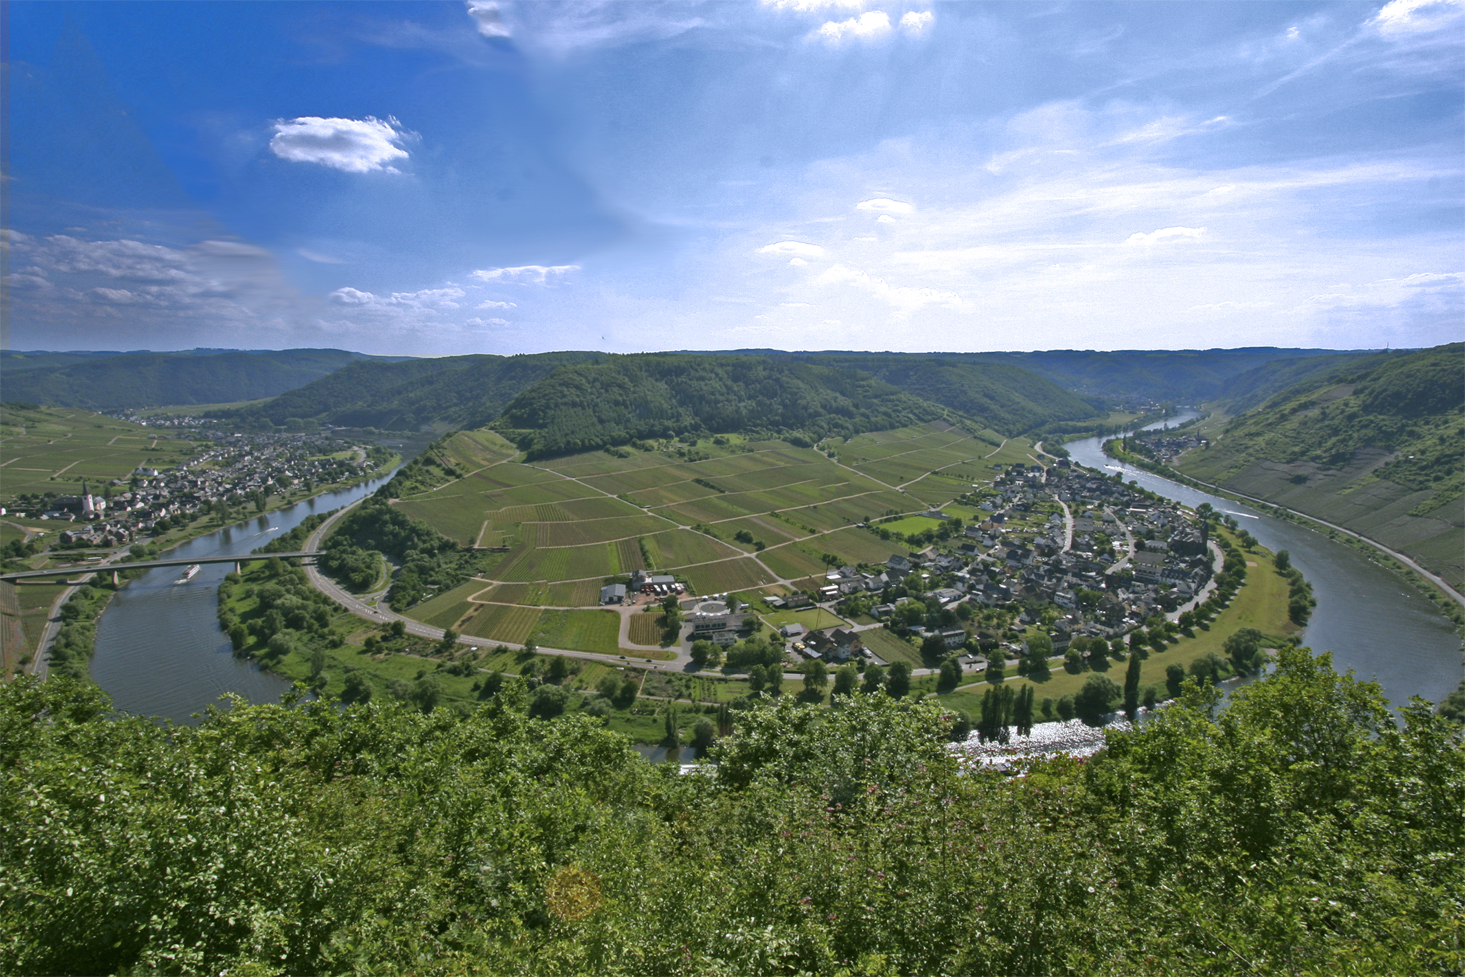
top-left (760, 606), bottom-right (848, 632)
top-left (381, 422), bottom-right (1037, 645)
top-left (859, 626), bottom-right (924, 666)
top-left (530, 608), bottom-right (622, 655)
top-left (0, 406), bottom-right (199, 500)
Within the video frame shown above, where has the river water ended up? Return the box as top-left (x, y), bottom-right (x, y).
top-left (90, 467), bottom-right (403, 723)
top-left (1064, 412), bottom-right (1462, 709)
top-left (90, 422), bottom-right (1461, 722)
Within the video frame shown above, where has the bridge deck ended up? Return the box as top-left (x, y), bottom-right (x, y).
top-left (0, 552), bottom-right (317, 582)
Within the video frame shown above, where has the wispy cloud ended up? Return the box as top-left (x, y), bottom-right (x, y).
top-left (1125, 226), bottom-right (1207, 246)
top-left (269, 117), bottom-right (413, 174)
top-left (471, 264), bottom-right (580, 283)
top-left (465, 1), bottom-right (510, 38)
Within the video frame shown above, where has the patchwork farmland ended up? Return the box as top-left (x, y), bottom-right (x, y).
top-left (393, 424), bottom-right (1036, 652)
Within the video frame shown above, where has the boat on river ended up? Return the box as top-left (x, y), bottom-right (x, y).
top-left (174, 564), bottom-right (201, 584)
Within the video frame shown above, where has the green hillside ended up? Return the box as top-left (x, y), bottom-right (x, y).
top-left (800, 355), bottom-right (1098, 432)
top-left (494, 355), bottom-right (946, 457)
top-left (231, 352), bottom-right (604, 431)
top-left (1178, 343), bottom-right (1464, 588)
top-left (0, 348), bottom-right (395, 409)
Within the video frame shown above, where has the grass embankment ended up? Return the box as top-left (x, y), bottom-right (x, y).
top-left (931, 533), bottom-right (1297, 716)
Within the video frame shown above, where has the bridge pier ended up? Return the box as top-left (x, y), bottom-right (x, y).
top-left (112, 570), bottom-right (119, 586)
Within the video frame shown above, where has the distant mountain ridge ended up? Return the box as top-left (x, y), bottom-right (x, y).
top-left (0, 348), bottom-right (411, 409)
top-left (695, 347), bottom-right (1380, 404)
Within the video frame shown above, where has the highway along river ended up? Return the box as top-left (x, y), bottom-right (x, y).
top-left (1065, 413), bottom-right (1463, 710)
top-left (90, 463), bottom-right (407, 723)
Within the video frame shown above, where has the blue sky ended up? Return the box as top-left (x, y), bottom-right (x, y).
top-left (5, 0), bottom-right (1461, 355)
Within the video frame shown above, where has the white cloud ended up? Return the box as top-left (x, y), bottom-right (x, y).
top-left (762, 0), bottom-right (864, 11)
top-left (856, 197), bottom-right (914, 214)
top-left (269, 116), bottom-right (412, 174)
top-left (876, 214), bottom-right (897, 224)
top-left (465, 1), bottom-right (510, 38)
top-left (789, 257), bottom-right (809, 267)
top-left (477, 299), bottom-right (517, 309)
top-left (297, 248), bottom-right (345, 264)
top-left (471, 264), bottom-right (580, 283)
top-left (1372, 0), bottom-right (1464, 35)
top-left (328, 287), bottom-right (374, 306)
top-left (813, 11), bottom-right (891, 44)
top-left (812, 263), bottom-right (962, 316)
top-left (465, 316), bottom-right (510, 327)
top-left (328, 286), bottom-right (465, 309)
top-left (757, 240), bottom-right (826, 258)
top-left (899, 10), bottom-right (934, 34)
top-left (1125, 226), bottom-right (1207, 245)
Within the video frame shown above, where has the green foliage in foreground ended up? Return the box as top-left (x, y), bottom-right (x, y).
top-left (2, 648), bottom-right (1462, 976)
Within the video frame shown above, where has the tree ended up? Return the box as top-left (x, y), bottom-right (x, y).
top-left (1225, 627), bottom-right (1266, 673)
top-left (1013, 685), bottom-right (1035, 737)
top-left (921, 632), bottom-right (951, 665)
top-left (1123, 649), bottom-right (1142, 721)
top-left (1166, 662), bottom-right (1186, 697)
top-left (1057, 693), bottom-right (1076, 721)
top-left (978, 685), bottom-right (1014, 743)
top-left (613, 675), bottom-right (639, 709)
top-left (1273, 549), bottom-right (1291, 572)
top-left (436, 628), bottom-right (458, 654)
top-left (1074, 673), bottom-right (1120, 725)
top-left (886, 661), bottom-right (911, 699)
top-left (985, 655), bottom-right (1005, 683)
top-left (937, 658), bottom-right (962, 694)
top-left (690, 639), bottom-right (719, 669)
top-left (597, 672), bottom-right (622, 699)
top-left (833, 663), bottom-right (859, 698)
top-left (764, 664), bottom-right (784, 696)
top-left (546, 654), bottom-right (570, 684)
top-left (799, 659), bottom-right (829, 704)
top-left (861, 664), bottom-right (886, 694)
top-left (411, 674), bottom-right (443, 713)
top-left (747, 664), bottom-right (767, 693)
top-left (529, 683), bottom-right (569, 719)
top-left (342, 672), bottom-right (373, 704)
top-left (691, 718), bottom-right (716, 757)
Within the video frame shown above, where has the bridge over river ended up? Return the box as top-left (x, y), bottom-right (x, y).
top-left (0, 552), bottom-right (317, 583)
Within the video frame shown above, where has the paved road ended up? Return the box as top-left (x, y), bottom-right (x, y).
top-left (299, 499), bottom-right (696, 672)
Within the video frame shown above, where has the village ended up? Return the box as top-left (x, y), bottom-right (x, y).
top-left (656, 459), bottom-right (1220, 679)
top-left (4, 432), bottom-right (388, 551)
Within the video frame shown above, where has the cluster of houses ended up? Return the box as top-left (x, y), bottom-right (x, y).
top-left (752, 463), bottom-right (1219, 669)
top-left (9, 433), bottom-right (379, 550)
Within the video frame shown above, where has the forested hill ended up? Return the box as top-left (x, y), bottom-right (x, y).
top-left (0, 348), bottom-right (398, 409)
top-left (494, 355), bottom-right (947, 457)
top-left (1177, 342), bottom-right (1464, 589)
top-left (791, 356), bottom-right (1098, 432)
top-left (714, 347), bottom-right (1374, 405)
top-left (230, 352), bottom-right (604, 431)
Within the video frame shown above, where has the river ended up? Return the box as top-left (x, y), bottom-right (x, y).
top-left (90, 422), bottom-right (1461, 722)
top-left (1064, 412), bottom-right (1462, 709)
top-left (89, 462), bottom-right (408, 723)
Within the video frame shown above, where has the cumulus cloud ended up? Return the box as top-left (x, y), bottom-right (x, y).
top-left (470, 264), bottom-right (580, 283)
top-left (269, 116), bottom-right (412, 174)
top-left (899, 10), bottom-right (934, 33)
top-left (813, 11), bottom-right (891, 43)
top-left (876, 215), bottom-right (897, 224)
top-left (757, 241), bottom-right (826, 258)
top-left (477, 299), bottom-right (517, 309)
top-left (465, 1), bottom-right (511, 37)
top-left (1372, 0), bottom-right (1464, 35)
top-left (856, 197), bottom-right (914, 214)
top-left (465, 316), bottom-right (510, 327)
top-left (1125, 226), bottom-right (1207, 245)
